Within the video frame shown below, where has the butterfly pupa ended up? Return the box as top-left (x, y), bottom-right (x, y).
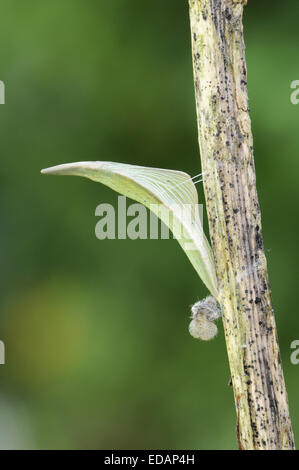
top-left (189, 296), bottom-right (221, 341)
top-left (41, 161), bottom-right (218, 298)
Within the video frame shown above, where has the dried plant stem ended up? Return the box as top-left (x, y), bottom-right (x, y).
top-left (188, 0), bottom-right (295, 449)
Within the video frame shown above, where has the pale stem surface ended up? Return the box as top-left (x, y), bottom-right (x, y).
top-left (189, 0), bottom-right (295, 449)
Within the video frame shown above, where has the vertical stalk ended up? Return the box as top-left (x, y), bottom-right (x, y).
top-left (188, 0), bottom-right (295, 449)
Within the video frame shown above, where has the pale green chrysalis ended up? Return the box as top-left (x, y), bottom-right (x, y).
top-left (41, 161), bottom-right (218, 298)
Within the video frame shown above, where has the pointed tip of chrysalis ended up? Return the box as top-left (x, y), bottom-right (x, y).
top-left (41, 161), bottom-right (105, 177)
top-left (41, 166), bottom-right (55, 175)
top-left (41, 162), bottom-right (84, 175)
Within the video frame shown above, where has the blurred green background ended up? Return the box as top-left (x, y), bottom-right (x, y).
top-left (0, 0), bottom-right (298, 450)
